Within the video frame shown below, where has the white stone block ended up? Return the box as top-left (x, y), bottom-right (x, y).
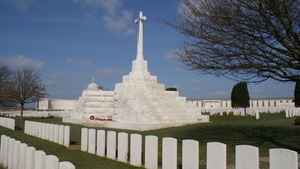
top-left (12, 140), bottom-right (21, 169)
top-left (107, 131), bottom-right (116, 159)
top-left (182, 139), bottom-right (199, 169)
top-left (96, 130), bottom-right (106, 156)
top-left (130, 134), bottom-right (142, 166)
top-left (88, 129), bottom-right (96, 154)
top-left (162, 137), bottom-right (177, 169)
top-left (54, 124), bottom-right (59, 143)
top-left (35, 150), bottom-right (46, 169)
top-left (117, 132), bottom-right (128, 162)
top-left (64, 126), bottom-right (70, 147)
top-left (270, 148), bottom-right (298, 169)
top-left (145, 135), bottom-right (158, 169)
top-left (25, 146), bottom-right (36, 169)
top-left (255, 110), bottom-right (259, 119)
top-left (236, 145), bottom-right (259, 169)
top-left (58, 125), bottom-right (64, 145)
top-left (81, 128), bottom-right (88, 151)
top-left (59, 161), bottom-right (76, 169)
top-left (19, 143), bottom-right (28, 169)
top-left (207, 142), bottom-right (226, 169)
top-left (46, 155), bottom-right (59, 169)
top-left (49, 124), bottom-right (54, 142)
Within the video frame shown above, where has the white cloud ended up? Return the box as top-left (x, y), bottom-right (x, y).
top-left (80, 60), bottom-right (92, 67)
top-left (95, 67), bottom-right (126, 78)
top-left (2, 0), bottom-right (37, 12)
top-left (125, 28), bottom-right (135, 35)
top-left (66, 57), bottom-right (74, 64)
top-left (0, 55), bottom-right (45, 70)
top-left (212, 90), bottom-right (227, 97)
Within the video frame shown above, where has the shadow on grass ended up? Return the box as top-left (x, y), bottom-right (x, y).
top-left (175, 124), bottom-right (300, 153)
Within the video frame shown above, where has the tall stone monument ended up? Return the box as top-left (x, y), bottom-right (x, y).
top-left (66, 11), bottom-right (209, 130)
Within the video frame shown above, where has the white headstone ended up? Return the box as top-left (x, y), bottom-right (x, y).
top-left (59, 161), bottom-right (76, 169)
top-left (12, 140), bottom-right (21, 169)
top-left (64, 126), bottom-right (70, 147)
top-left (162, 137), bottom-right (177, 169)
top-left (45, 155), bottom-right (59, 169)
top-left (54, 124), bottom-right (59, 143)
top-left (25, 146), bottom-right (36, 169)
top-left (49, 124), bottom-right (54, 142)
top-left (270, 148), bottom-right (298, 169)
top-left (96, 130), bottom-right (106, 157)
top-left (145, 135), bottom-right (158, 169)
top-left (88, 128), bottom-right (96, 154)
top-left (35, 150), bottom-right (46, 169)
top-left (0, 135), bottom-right (5, 164)
top-left (117, 132), bottom-right (128, 162)
top-left (58, 125), bottom-right (64, 145)
top-left (45, 123), bottom-right (50, 140)
top-left (41, 123), bottom-right (45, 139)
top-left (81, 128), bottom-right (88, 151)
top-left (107, 131), bottom-right (116, 159)
top-left (236, 145), bottom-right (259, 169)
top-left (182, 139), bottom-right (199, 169)
top-left (19, 143), bottom-right (28, 169)
top-left (255, 110), bottom-right (259, 119)
top-left (207, 142), bottom-right (226, 169)
top-left (7, 138), bottom-right (14, 169)
top-left (130, 134), bottom-right (142, 166)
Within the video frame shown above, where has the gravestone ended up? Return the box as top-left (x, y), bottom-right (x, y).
top-left (182, 139), bottom-right (199, 169)
top-left (207, 142), bottom-right (226, 169)
top-left (59, 161), bottom-right (76, 169)
top-left (35, 150), bottom-right (46, 169)
top-left (19, 143), bottom-right (28, 169)
top-left (145, 135), bottom-right (158, 169)
top-left (25, 147), bottom-right (36, 169)
top-left (270, 148), bottom-right (298, 169)
top-left (130, 134), bottom-right (142, 166)
top-left (88, 129), bottom-right (96, 154)
top-left (235, 145), bottom-right (259, 169)
top-left (96, 130), bottom-right (106, 156)
top-left (58, 125), bottom-right (64, 145)
top-left (12, 140), bottom-right (21, 169)
top-left (81, 128), bottom-right (88, 151)
top-left (45, 155), bottom-right (59, 169)
top-left (117, 132), bottom-right (128, 162)
top-left (107, 131), bottom-right (116, 159)
top-left (54, 124), bottom-right (59, 143)
top-left (64, 126), bottom-right (70, 147)
top-left (162, 137), bottom-right (177, 169)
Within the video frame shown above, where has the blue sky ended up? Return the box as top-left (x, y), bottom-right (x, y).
top-left (0, 0), bottom-right (294, 100)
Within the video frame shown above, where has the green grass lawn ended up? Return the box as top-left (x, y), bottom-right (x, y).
top-left (1, 112), bottom-right (300, 168)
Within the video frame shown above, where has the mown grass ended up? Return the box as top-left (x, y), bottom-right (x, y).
top-left (1, 112), bottom-right (300, 168)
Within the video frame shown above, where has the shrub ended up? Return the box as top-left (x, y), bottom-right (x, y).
top-left (295, 116), bottom-right (300, 125)
top-left (228, 111), bottom-right (233, 116)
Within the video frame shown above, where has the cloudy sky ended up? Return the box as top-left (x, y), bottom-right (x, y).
top-left (0, 0), bottom-right (294, 100)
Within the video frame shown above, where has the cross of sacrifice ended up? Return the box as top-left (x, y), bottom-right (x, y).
top-left (135, 11), bottom-right (146, 60)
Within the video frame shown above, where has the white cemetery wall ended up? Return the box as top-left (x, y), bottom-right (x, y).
top-left (107, 131), bottom-right (117, 159)
top-left (145, 135), bottom-right (158, 169)
top-left (81, 128), bottom-right (88, 151)
top-left (96, 130), bottom-right (106, 157)
top-left (182, 139), bottom-right (199, 169)
top-left (117, 132), bottom-right (128, 163)
top-left (270, 148), bottom-right (298, 169)
top-left (162, 137), bottom-right (177, 169)
top-left (207, 142), bottom-right (226, 169)
top-left (235, 145), bottom-right (259, 169)
top-left (88, 129), bottom-right (96, 154)
top-left (130, 134), bottom-right (142, 166)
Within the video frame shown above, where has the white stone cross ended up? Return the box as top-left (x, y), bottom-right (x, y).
top-left (135, 11), bottom-right (146, 60)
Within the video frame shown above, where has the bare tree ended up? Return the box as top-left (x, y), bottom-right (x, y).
top-left (2, 67), bottom-right (49, 120)
top-left (0, 65), bottom-right (14, 107)
top-left (163, 0), bottom-right (300, 83)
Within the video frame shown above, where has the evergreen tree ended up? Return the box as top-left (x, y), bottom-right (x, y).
top-left (294, 81), bottom-right (300, 107)
top-left (231, 82), bottom-right (250, 108)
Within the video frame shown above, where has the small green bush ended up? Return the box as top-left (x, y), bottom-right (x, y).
top-left (295, 116), bottom-right (300, 125)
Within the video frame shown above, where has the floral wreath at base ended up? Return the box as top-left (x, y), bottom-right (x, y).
top-left (90, 115), bottom-right (95, 120)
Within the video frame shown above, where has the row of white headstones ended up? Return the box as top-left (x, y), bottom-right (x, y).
top-left (81, 128), bottom-right (298, 169)
top-left (0, 117), bottom-right (15, 130)
top-left (0, 135), bottom-right (75, 169)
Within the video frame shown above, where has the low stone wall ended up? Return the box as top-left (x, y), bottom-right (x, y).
top-left (0, 117), bottom-right (15, 130)
top-left (0, 135), bottom-right (75, 169)
top-left (80, 128), bottom-right (299, 169)
top-left (0, 111), bottom-right (71, 118)
top-left (204, 107), bottom-right (287, 116)
top-left (24, 121), bottom-right (70, 147)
